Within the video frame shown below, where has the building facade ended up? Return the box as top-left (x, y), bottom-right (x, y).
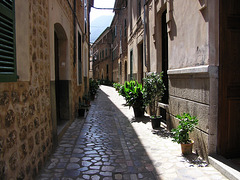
top-left (127, 0), bottom-right (240, 161)
top-left (112, 0), bottom-right (128, 84)
top-left (0, 0), bottom-right (92, 178)
top-left (92, 27), bottom-right (112, 81)
top-left (92, 0), bottom-right (128, 84)
top-left (127, 0), bottom-right (147, 83)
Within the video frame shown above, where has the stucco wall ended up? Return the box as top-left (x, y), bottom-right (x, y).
top-left (168, 0), bottom-right (209, 69)
top-left (166, 0), bottom-right (214, 159)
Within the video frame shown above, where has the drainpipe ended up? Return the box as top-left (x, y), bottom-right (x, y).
top-left (143, 0), bottom-right (147, 69)
top-left (73, 0), bottom-right (76, 67)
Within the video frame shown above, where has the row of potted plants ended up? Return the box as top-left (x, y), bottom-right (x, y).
top-left (114, 72), bottom-right (165, 126)
top-left (78, 79), bottom-right (100, 117)
top-left (114, 72), bottom-right (199, 155)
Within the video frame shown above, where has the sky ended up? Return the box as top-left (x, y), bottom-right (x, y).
top-left (90, 0), bottom-right (115, 23)
top-left (90, 0), bottom-right (115, 43)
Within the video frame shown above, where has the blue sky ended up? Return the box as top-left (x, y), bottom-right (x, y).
top-left (90, 0), bottom-right (115, 43)
top-left (90, 0), bottom-right (115, 23)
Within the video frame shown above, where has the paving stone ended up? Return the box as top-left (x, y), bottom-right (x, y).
top-left (82, 170), bottom-right (99, 175)
top-left (82, 161), bottom-right (93, 167)
top-left (63, 170), bottom-right (80, 177)
top-left (102, 166), bottom-right (115, 171)
top-left (66, 163), bottom-right (80, 170)
top-left (100, 171), bottom-right (112, 176)
top-left (36, 86), bottom-right (227, 180)
top-left (70, 157), bottom-right (80, 163)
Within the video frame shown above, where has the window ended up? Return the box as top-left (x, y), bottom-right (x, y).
top-left (0, 0), bottom-right (17, 82)
top-left (105, 48), bottom-right (107, 57)
top-left (115, 25), bottom-right (117, 37)
top-left (130, 50), bottom-right (133, 80)
top-left (129, 0), bottom-right (132, 31)
top-left (138, 0), bottom-right (142, 17)
top-left (124, 19), bottom-right (127, 37)
top-left (78, 32), bottom-right (82, 84)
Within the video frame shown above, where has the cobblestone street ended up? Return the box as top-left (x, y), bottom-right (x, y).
top-left (37, 85), bottom-right (227, 180)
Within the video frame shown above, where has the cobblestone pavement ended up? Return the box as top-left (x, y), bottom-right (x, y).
top-left (37, 85), bottom-right (227, 180)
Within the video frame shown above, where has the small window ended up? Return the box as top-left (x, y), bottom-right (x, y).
top-left (138, 0), bottom-right (141, 17)
top-left (105, 48), bottom-right (107, 57)
top-left (115, 25), bottom-right (117, 37)
top-left (124, 19), bottom-right (127, 37)
top-left (0, 0), bottom-right (17, 82)
top-left (78, 32), bottom-right (82, 84)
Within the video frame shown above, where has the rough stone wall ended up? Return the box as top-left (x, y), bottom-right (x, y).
top-left (0, 0), bottom-right (88, 178)
top-left (0, 0), bottom-right (52, 179)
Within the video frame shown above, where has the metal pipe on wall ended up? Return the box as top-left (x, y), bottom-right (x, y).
top-left (143, 0), bottom-right (147, 68)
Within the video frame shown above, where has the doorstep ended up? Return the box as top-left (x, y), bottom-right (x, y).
top-left (209, 154), bottom-right (240, 180)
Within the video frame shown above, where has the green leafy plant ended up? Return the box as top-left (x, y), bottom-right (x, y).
top-left (143, 72), bottom-right (165, 117)
top-left (171, 113), bottom-right (198, 144)
top-left (89, 78), bottom-right (99, 97)
top-left (113, 83), bottom-right (122, 92)
top-left (115, 80), bottom-right (145, 110)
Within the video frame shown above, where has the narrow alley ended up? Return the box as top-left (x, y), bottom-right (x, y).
top-left (37, 86), bottom-right (227, 180)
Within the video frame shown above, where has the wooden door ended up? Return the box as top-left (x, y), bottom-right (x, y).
top-left (54, 32), bottom-right (60, 124)
top-left (218, 0), bottom-right (240, 158)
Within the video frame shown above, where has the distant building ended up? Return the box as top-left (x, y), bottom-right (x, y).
top-left (113, 0), bottom-right (128, 84)
top-left (92, 27), bottom-right (112, 81)
top-left (92, 0), bottom-right (128, 84)
top-left (0, 0), bottom-right (92, 178)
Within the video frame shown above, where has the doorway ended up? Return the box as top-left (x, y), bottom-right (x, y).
top-left (54, 24), bottom-right (70, 134)
top-left (130, 50), bottom-right (133, 80)
top-left (125, 61), bottom-right (127, 81)
top-left (138, 42), bottom-right (144, 83)
top-left (160, 10), bottom-right (169, 121)
top-left (218, 0), bottom-right (240, 158)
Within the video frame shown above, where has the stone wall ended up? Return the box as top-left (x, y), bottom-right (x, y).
top-left (0, 0), bottom-right (88, 179)
top-left (0, 0), bottom-right (52, 179)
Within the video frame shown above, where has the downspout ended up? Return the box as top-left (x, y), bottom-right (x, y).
top-left (73, 0), bottom-right (76, 67)
top-left (143, 0), bottom-right (147, 68)
top-left (112, 28), bottom-right (114, 82)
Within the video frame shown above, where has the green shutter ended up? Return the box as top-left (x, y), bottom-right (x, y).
top-left (0, 0), bottom-right (17, 82)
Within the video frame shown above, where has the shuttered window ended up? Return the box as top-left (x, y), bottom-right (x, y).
top-left (0, 0), bottom-right (17, 82)
top-left (78, 32), bottom-right (82, 84)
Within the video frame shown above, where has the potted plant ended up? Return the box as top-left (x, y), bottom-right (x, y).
top-left (171, 113), bottom-right (198, 155)
top-left (83, 94), bottom-right (91, 106)
top-left (113, 83), bottom-right (122, 92)
top-left (89, 79), bottom-right (99, 100)
top-left (143, 72), bottom-right (165, 129)
top-left (115, 80), bottom-right (145, 117)
top-left (78, 97), bottom-right (85, 117)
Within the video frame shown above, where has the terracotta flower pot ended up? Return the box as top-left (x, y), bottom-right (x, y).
top-left (181, 141), bottom-right (194, 155)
